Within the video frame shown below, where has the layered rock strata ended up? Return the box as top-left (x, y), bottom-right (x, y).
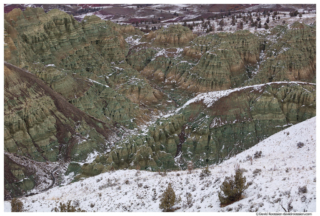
top-left (77, 82), bottom-right (315, 177)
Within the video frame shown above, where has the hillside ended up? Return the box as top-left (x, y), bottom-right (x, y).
top-left (4, 5), bottom-right (316, 199)
top-left (4, 117), bottom-right (316, 212)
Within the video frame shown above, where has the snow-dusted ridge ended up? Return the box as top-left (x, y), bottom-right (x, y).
top-left (4, 117), bottom-right (316, 212)
top-left (176, 81), bottom-right (316, 112)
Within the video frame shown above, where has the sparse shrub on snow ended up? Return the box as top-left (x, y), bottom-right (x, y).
top-left (159, 183), bottom-right (176, 212)
top-left (73, 200), bottom-right (80, 207)
top-left (254, 151), bottom-right (262, 159)
top-left (186, 192), bottom-right (194, 208)
top-left (297, 142), bottom-right (304, 149)
top-left (192, 185), bottom-right (196, 192)
top-left (246, 155), bottom-right (253, 165)
top-left (152, 188), bottom-right (158, 201)
top-left (253, 169), bottom-right (262, 176)
top-left (298, 186), bottom-right (307, 194)
top-left (218, 168), bottom-right (249, 206)
top-left (185, 178), bottom-right (190, 185)
top-left (11, 198), bottom-right (24, 212)
top-left (199, 164), bottom-right (211, 179)
top-left (235, 203), bottom-right (243, 211)
top-left (274, 198), bottom-right (281, 203)
top-left (280, 199), bottom-right (293, 212)
top-left (226, 207), bottom-right (233, 211)
top-left (283, 190), bottom-right (291, 198)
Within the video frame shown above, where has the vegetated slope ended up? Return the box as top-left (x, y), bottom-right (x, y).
top-left (4, 117), bottom-right (316, 212)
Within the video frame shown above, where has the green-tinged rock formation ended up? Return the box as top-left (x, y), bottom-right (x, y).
top-left (126, 44), bottom-right (158, 71)
top-left (170, 30), bottom-right (261, 92)
top-left (4, 155), bottom-right (36, 198)
top-left (143, 24), bottom-right (197, 47)
top-left (4, 63), bottom-right (116, 162)
top-left (4, 7), bottom-right (171, 127)
top-left (4, 62), bottom-right (118, 196)
top-left (4, 8), bottom-right (128, 68)
top-left (4, 6), bottom-right (316, 198)
top-left (247, 22), bottom-right (316, 84)
top-left (78, 82), bottom-right (315, 177)
top-left (140, 30), bottom-right (261, 93)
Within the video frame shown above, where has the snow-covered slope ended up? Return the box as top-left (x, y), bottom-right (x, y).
top-left (4, 117), bottom-right (316, 212)
top-left (177, 81), bottom-right (316, 111)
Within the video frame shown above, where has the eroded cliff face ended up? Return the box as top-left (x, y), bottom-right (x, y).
top-left (143, 24), bottom-right (196, 47)
top-left (4, 7), bottom-right (316, 198)
top-left (4, 63), bottom-right (117, 196)
top-left (4, 63), bottom-right (117, 160)
top-left (4, 7), bottom-right (172, 127)
top-left (248, 23), bottom-right (316, 85)
top-left (4, 8), bottom-right (127, 67)
top-left (137, 30), bottom-right (261, 95)
top-left (77, 82), bottom-right (315, 177)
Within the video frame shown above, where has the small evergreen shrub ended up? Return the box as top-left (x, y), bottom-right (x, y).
top-left (218, 169), bottom-right (249, 206)
top-left (11, 198), bottom-right (24, 212)
top-left (159, 183), bottom-right (176, 212)
top-left (52, 200), bottom-right (86, 212)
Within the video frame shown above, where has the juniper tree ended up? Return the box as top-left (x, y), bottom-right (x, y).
top-left (53, 200), bottom-right (86, 212)
top-left (159, 183), bottom-right (176, 212)
top-left (11, 198), bottom-right (24, 212)
top-left (218, 168), bottom-right (249, 205)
